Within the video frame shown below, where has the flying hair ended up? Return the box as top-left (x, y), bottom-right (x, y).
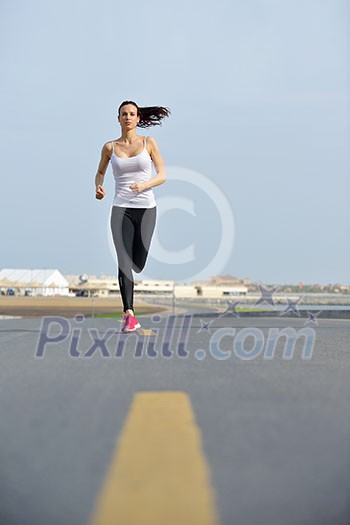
top-left (118, 100), bottom-right (171, 128)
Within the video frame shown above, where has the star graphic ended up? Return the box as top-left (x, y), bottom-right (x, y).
top-left (304, 311), bottom-right (322, 325)
top-left (279, 297), bottom-right (303, 317)
top-left (196, 319), bottom-right (214, 334)
top-left (218, 300), bottom-right (240, 318)
top-left (255, 285), bottom-right (279, 309)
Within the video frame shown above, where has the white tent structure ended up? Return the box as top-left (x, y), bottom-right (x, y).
top-left (0, 269), bottom-right (69, 296)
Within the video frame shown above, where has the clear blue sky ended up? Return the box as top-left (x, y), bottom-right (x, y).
top-left (1, 0), bottom-right (349, 285)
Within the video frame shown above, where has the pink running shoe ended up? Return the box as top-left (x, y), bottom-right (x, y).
top-left (122, 313), bottom-right (141, 333)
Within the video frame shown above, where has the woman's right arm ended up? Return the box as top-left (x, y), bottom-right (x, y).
top-left (95, 142), bottom-right (112, 200)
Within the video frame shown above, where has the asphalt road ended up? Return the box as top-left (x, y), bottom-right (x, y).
top-left (0, 308), bottom-right (349, 525)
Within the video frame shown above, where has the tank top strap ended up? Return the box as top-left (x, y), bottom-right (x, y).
top-left (144, 136), bottom-right (147, 149)
top-left (110, 140), bottom-right (114, 158)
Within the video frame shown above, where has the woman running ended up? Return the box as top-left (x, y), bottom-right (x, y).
top-left (95, 100), bottom-right (170, 332)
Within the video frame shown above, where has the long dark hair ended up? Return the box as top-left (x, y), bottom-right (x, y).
top-left (118, 100), bottom-right (171, 128)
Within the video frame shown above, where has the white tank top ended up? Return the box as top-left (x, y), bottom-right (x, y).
top-left (110, 136), bottom-right (156, 208)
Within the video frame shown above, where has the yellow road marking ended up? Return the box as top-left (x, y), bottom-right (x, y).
top-left (137, 329), bottom-right (157, 336)
top-left (89, 391), bottom-right (219, 525)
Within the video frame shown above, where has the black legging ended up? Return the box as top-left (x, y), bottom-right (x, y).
top-left (110, 205), bottom-right (157, 313)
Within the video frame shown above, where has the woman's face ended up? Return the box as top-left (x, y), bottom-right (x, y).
top-left (118, 104), bottom-right (140, 130)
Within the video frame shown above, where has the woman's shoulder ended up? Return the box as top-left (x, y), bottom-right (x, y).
top-left (102, 140), bottom-right (114, 155)
top-left (144, 135), bottom-right (156, 142)
top-left (144, 135), bottom-right (158, 147)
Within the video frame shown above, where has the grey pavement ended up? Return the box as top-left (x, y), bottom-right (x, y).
top-left (0, 309), bottom-right (349, 525)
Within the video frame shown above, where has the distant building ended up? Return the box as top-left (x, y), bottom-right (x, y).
top-left (62, 275), bottom-right (250, 298)
top-left (207, 275), bottom-right (239, 285)
top-left (66, 276), bottom-right (175, 297)
top-left (66, 275), bottom-right (119, 297)
top-left (135, 280), bottom-right (174, 293)
top-left (0, 269), bottom-right (69, 296)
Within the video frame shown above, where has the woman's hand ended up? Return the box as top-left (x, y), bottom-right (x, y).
top-left (129, 181), bottom-right (148, 193)
top-left (95, 185), bottom-right (106, 200)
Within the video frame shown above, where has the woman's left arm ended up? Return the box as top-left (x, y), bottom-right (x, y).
top-left (130, 137), bottom-right (166, 193)
top-left (146, 136), bottom-right (166, 188)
